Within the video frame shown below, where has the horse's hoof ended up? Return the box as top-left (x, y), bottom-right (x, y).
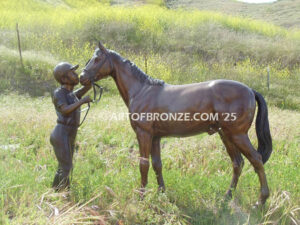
top-left (224, 190), bottom-right (232, 200)
top-left (138, 188), bottom-right (146, 200)
top-left (252, 201), bottom-right (265, 210)
top-left (139, 187), bottom-right (146, 192)
top-left (158, 186), bottom-right (165, 193)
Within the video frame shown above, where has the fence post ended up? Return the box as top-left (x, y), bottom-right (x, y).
top-left (16, 23), bottom-right (24, 68)
top-left (267, 66), bottom-right (270, 90)
top-left (144, 54), bottom-right (148, 74)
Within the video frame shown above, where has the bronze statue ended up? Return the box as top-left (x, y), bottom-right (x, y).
top-left (51, 62), bottom-right (92, 191)
top-left (80, 43), bottom-right (272, 206)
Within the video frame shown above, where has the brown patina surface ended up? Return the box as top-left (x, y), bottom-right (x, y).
top-left (80, 43), bottom-right (272, 206)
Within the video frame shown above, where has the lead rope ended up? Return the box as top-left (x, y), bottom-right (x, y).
top-left (78, 102), bottom-right (90, 127)
top-left (78, 82), bottom-right (103, 127)
top-left (91, 81), bottom-right (103, 103)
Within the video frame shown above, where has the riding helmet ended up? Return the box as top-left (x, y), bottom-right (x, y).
top-left (53, 62), bottom-right (79, 83)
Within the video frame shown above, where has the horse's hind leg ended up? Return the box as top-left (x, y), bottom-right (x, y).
top-left (230, 133), bottom-right (270, 205)
top-left (219, 131), bottom-right (244, 199)
top-left (151, 137), bottom-right (165, 191)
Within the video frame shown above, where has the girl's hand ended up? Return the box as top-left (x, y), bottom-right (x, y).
top-left (81, 96), bottom-right (92, 104)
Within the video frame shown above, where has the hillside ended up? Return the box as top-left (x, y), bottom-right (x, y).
top-left (1, 0), bottom-right (299, 109)
top-left (168, 0), bottom-right (300, 29)
top-left (0, 0), bottom-right (300, 224)
top-left (87, 0), bottom-right (300, 28)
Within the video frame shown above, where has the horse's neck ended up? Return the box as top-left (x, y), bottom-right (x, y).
top-left (112, 61), bottom-right (145, 107)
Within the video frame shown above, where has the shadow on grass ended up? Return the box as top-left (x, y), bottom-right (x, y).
top-left (0, 66), bottom-right (56, 97)
top-left (178, 198), bottom-right (262, 225)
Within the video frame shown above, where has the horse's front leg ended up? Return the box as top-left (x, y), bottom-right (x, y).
top-left (136, 128), bottom-right (153, 191)
top-left (151, 137), bottom-right (165, 192)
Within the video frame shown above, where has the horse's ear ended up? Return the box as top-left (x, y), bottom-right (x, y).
top-left (98, 41), bottom-right (108, 54)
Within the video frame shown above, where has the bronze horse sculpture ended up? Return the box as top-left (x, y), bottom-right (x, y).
top-left (80, 43), bottom-right (272, 206)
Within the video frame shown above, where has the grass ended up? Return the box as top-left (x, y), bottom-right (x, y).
top-left (0, 0), bottom-right (297, 38)
top-left (1, 47), bottom-right (300, 110)
top-left (0, 1), bottom-right (290, 36)
top-left (1, 1), bottom-right (300, 63)
top-left (0, 94), bottom-right (299, 224)
top-left (170, 0), bottom-right (300, 29)
top-left (0, 0), bottom-right (300, 224)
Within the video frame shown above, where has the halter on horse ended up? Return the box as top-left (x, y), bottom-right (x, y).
top-left (78, 59), bottom-right (105, 127)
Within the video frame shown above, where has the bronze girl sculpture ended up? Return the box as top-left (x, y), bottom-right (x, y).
top-left (51, 62), bottom-right (92, 191)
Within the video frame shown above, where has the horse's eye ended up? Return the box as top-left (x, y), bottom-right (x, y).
top-left (94, 57), bottom-right (100, 63)
top-left (85, 59), bottom-right (90, 66)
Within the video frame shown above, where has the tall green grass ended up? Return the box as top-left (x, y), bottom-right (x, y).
top-left (1, 0), bottom-right (299, 39)
top-left (1, 0), bottom-right (300, 69)
top-left (0, 94), bottom-right (299, 224)
top-left (1, 45), bottom-right (300, 110)
top-left (1, 47), bottom-right (299, 110)
top-left (1, 0), bottom-right (300, 71)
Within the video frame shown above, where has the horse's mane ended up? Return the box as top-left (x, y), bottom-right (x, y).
top-left (110, 51), bottom-right (165, 86)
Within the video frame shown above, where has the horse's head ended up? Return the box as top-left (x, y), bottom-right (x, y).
top-left (80, 42), bottom-right (113, 85)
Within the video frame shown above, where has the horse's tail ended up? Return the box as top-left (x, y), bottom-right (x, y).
top-left (252, 89), bottom-right (272, 164)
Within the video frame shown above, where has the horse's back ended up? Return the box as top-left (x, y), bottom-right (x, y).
top-left (161, 79), bottom-right (256, 133)
top-left (160, 79), bottom-right (254, 106)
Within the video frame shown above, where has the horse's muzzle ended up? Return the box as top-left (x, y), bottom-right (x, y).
top-left (80, 73), bottom-right (90, 86)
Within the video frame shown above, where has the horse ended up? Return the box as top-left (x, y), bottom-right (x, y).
top-left (80, 42), bottom-right (272, 206)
